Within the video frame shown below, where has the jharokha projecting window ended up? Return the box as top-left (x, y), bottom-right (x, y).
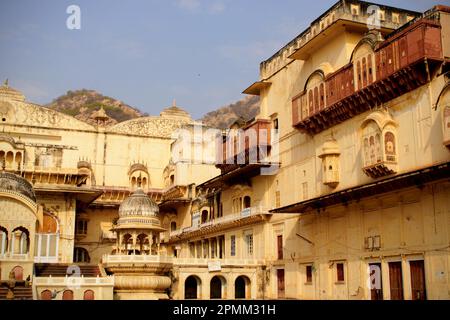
top-left (361, 110), bottom-right (398, 179)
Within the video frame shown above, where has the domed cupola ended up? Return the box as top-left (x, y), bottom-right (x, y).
top-left (0, 172), bottom-right (36, 202)
top-left (0, 79), bottom-right (26, 102)
top-left (115, 188), bottom-right (163, 231)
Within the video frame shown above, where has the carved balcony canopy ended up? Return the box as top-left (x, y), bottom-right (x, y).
top-left (159, 185), bottom-right (192, 211)
top-left (271, 161), bottom-right (450, 214)
top-left (91, 186), bottom-right (163, 207)
top-left (292, 17), bottom-right (445, 135)
top-left (242, 81), bottom-right (272, 96)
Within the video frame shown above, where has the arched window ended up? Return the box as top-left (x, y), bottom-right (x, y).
top-left (319, 83), bottom-right (325, 110)
top-left (364, 138), bottom-right (369, 167)
top-left (170, 221), bottom-right (177, 231)
top-left (357, 61), bottom-right (362, 90)
top-left (0, 227), bottom-right (7, 255)
top-left (201, 210), bottom-right (208, 224)
top-left (11, 227), bottom-right (29, 255)
top-left (313, 87), bottom-right (319, 114)
top-left (384, 132), bottom-right (396, 161)
top-left (41, 290), bottom-right (52, 300)
top-left (243, 196), bottom-right (251, 209)
top-left (375, 133), bottom-right (382, 163)
top-left (15, 152), bottom-right (22, 170)
top-left (368, 54), bottom-right (374, 83)
top-left (6, 151), bottom-right (13, 168)
top-left (74, 247), bottom-right (90, 263)
top-left (362, 57), bottom-right (367, 87)
top-left (62, 290), bottom-right (74, 300)
top-left (185, 275), bottom-right (201, 299)
top-left (83, 290), bottom-right (95, 300)
top-left (0, 151), bottom-right (5, 169)
top-left (369, 136), bottom-right (375, 165)
top-left (308, 90), bottom-right (314, 115)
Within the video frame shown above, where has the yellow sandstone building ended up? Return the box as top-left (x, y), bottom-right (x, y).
top-left (1, 0), bottom-right (450, 300)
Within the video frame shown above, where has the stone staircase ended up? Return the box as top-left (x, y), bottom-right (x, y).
top-left (34, 264), bottom-right (101, 277)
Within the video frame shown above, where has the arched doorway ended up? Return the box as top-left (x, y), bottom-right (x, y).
top-left (185, 275), bottom-right (201, 299)
top-left (62, 290), bottom-right (74, 300)
top-left (210, 276), bottom-right (226, 299)
top-left (235, 276), bottom-right (250, 299)
top-left (83, 290), bottom-right (95, 300)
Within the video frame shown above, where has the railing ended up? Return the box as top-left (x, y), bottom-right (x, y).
top-left (102, 254), bottom-right (173, 264)
top-left (34, 275), bottom-right (115, 286)
top-left (34, 256), bottom-right (58, 263)
top-left (170, 206), bottom-right (269, 238)
top-left (173, 258), bottom-right (264, 266)
top-left (101, 254), bottom-right (263, 267)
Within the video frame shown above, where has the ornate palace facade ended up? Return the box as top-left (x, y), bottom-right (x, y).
top-left (1, 0), bottom-right (450, 300)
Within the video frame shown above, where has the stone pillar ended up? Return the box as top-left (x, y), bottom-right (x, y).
top-left (132, 232), bottom-right (137, 255)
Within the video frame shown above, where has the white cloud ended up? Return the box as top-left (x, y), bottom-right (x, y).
top-left (174, 0), bottom-right (225, 14)
top-left (175, 0), bottom-right (201, 12)
top-left (209, 2), bottom-right (226, 14)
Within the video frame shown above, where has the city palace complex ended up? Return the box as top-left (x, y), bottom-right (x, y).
top-left (1, 0), bottom-right (450, 300)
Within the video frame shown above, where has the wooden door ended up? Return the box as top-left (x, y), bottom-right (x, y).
top-left (277, 269), bottom-right (285, 299)
top-left (388, 262), bottom-right (403, 300)
top-left (369, 263), bottom-right (383, 300)
top-left (410, 260), bottom-right (426, 300)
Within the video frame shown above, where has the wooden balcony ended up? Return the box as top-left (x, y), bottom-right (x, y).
top-left (216, 119), bottom-right (272, 173)
top-left (292, 18), bottom-right (445, 135)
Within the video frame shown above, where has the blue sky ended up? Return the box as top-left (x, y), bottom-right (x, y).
top-left (0, 0), bottom-right (444, 119)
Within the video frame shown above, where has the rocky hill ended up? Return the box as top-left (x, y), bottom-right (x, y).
top-left (200, 95), bottom-right (260, 129)
top-left (46, 89), bottom-right (260, 129)
top-left (45, 89), bottom-right (145, 126)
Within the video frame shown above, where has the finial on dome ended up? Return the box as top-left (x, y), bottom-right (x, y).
top-left (172, 98), bottom-right (176, 107)
top-left (3, 79), bottom-right (8, 88)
